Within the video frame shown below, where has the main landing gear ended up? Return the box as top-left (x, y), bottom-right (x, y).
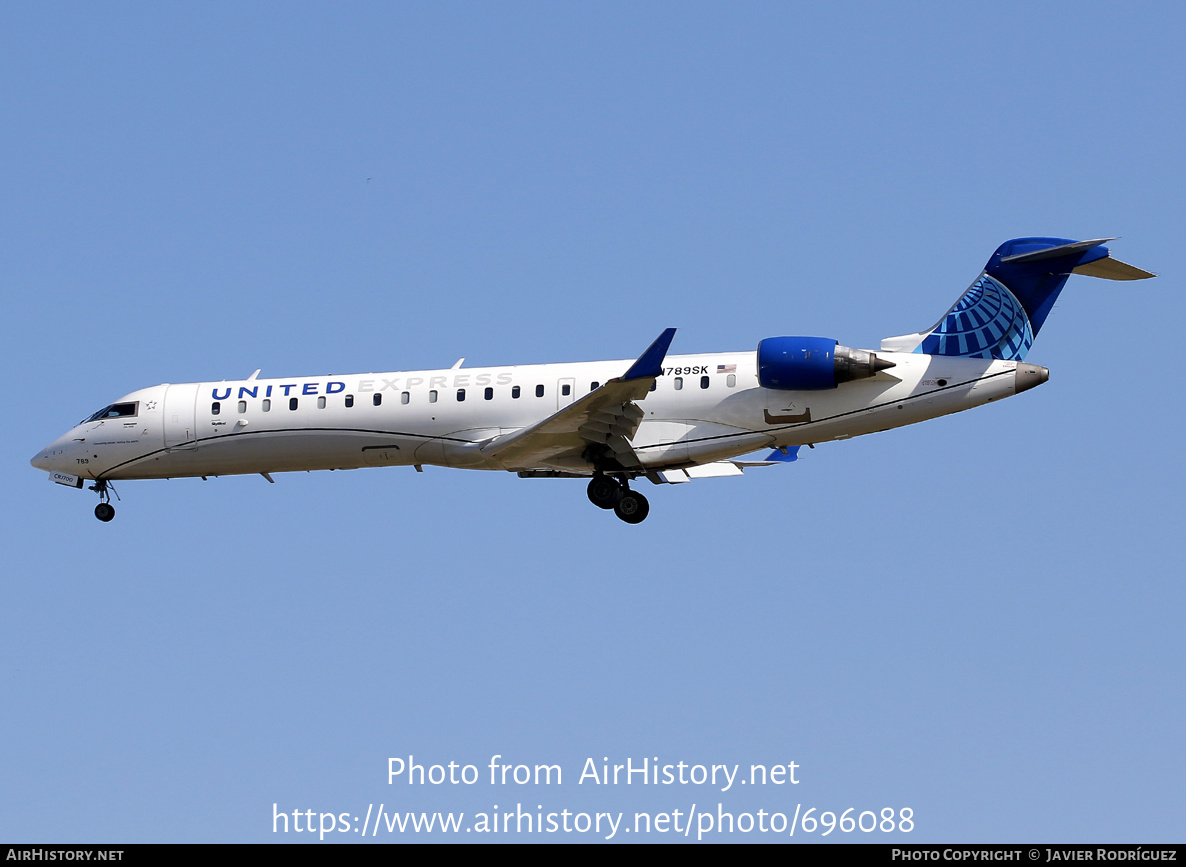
top-left (89, 479), bottom-right (118, 522)
top-left (587, 475), bottom-right (650, 524)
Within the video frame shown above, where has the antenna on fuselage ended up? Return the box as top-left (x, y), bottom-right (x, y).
top-left (451, 358), bottom-right (464, 369)
top-left (247, 369), bottom-right (261, 380)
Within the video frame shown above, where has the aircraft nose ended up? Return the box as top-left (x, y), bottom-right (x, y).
top-left (31, 434), bottom-right (73, 473)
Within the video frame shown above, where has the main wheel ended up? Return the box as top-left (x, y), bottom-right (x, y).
top-left (587, 475), bottom-right (623, 510)
top-left (94, 502), bottom-right (115, 522)
top-left (613, 490), bottom-right (650, 524)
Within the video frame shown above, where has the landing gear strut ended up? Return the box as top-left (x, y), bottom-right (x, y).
top-left (89, 479), bottom-right (118, 522)
top-left (587, 474), bottom-right (650, 524)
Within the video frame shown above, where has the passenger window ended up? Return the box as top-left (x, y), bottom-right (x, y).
top-left (484, 387), bottom-right (493, 400)
top-left (512, 385), bottom-right (521, 399)
top-left (289, 397), bottom-right (298, 410)
top-left (373, 393), bottom-right (382, 407)
top-left (317, 396), bottom-right (326, 409)
top-left (590, 381), bottom-right (599, 391)
top-left (401, 391), bottom-right (410, 405)
top-left (211, 402), bottom-right (221, 415)
top-left (429, 390), bottom-right (438, 403)
top-left (262, 399), bottom-right (271, 412)
top-left (726, 374), bottom-right (736, 388)
top-left (535, 384), bottom-right (544, 397)
top-left (345, 394), bottom-right (354, 408)
top-left (700, 375), bottom-right (709, 389)
top-left (562, 384), bottom-right (571, 396)
top-left (674, 377), bottom-right (683, 390)
top-left (457, 388), bottom-right (466, 401)
top-left (238, 400), bottom-right (247, 413)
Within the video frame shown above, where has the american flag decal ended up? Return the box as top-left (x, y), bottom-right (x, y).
top-left (717, 364), bottom-right (736, 373)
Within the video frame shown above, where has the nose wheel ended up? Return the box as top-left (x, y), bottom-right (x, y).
top-left (587, 475), bottom-right (650, 524)
top-left (88, 479), bottom-right (119, 522)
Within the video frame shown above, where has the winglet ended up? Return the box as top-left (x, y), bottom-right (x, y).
top-left (763, 446), bottom-right (800, 463)
top-left (622, 328), bottom-right (677, 381)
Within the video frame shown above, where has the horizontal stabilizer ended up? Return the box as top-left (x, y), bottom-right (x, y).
top-left (1072, 257), bottom-right (1155, 281)
top-left (1000, 238), bottom-right (1114, 264)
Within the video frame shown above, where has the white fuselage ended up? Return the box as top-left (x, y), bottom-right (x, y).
top-left (32, 348), bottom-right (1041, 484)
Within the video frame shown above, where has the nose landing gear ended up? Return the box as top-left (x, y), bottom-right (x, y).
top-left (587, 475), bottom-right (650, 524)
top-left (88, 479), bottom-right (118, 522)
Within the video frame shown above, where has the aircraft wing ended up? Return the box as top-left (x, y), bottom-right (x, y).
top-left (481, 329), bottom-right (676, 472)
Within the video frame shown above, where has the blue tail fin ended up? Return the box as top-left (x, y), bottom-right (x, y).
top-left (881, 238), bottom-right (1153, 360)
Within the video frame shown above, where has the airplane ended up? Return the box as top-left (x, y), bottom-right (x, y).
top-left (31, 237), bottom-right (1152, 524)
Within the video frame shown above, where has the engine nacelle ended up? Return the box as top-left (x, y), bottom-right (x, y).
top-left (757, 336), bottom-right (895, 390)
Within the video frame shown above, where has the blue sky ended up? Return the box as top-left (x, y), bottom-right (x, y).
top-left (3, 2), bottom-right (1183, 842)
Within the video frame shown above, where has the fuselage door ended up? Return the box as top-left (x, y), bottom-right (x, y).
top-left (163, 383), bottom-right (199, 450)
top-left (557, 377), bottom-right (576, 410)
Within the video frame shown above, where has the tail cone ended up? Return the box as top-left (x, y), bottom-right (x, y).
top-left (1014, 363), bottom-right (1049, 394)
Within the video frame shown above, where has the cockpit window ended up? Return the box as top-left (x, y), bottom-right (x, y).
top-left (83, 402), bottom-right (138, 423)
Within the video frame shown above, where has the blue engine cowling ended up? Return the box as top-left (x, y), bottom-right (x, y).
top-left (757, 336), bottom-right (894, 390)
